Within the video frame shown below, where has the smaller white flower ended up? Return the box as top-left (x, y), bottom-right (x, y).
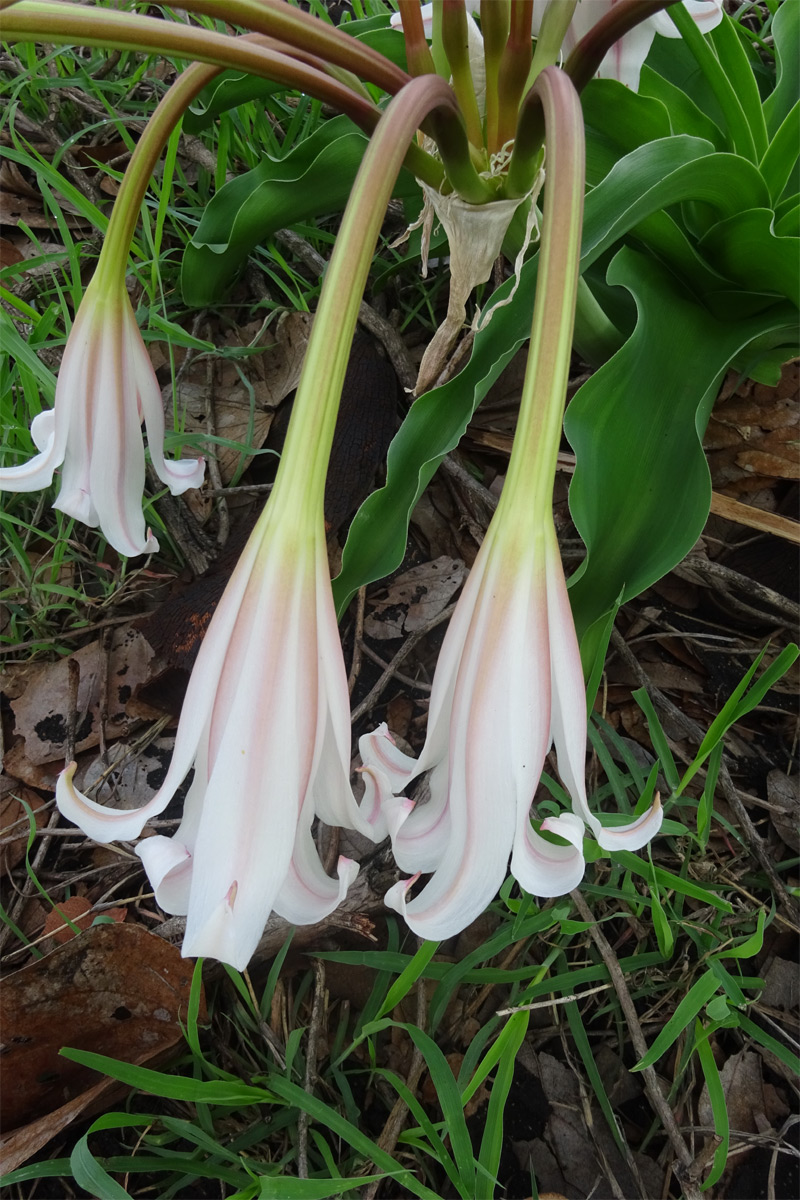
top-left (0, 277), bottom-right (204, 556)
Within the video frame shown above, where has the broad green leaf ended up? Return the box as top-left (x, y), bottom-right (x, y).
top-left (638, 64), bottom-right (725, 148)
top-left (759, 99), bottom-right (800, 205)
top-left (763, 0), bottom-right (799, 136)
top-left (582, 77), bottom-right (671, 185)
top-left (565, 247), bottom-right (797, 667)
top-left (699, 209), bottom-right (800, 306)
top-left (256, 1175), bottom-right (385, 1198)
top-left (182, 116), bottom-right (418, 304)
top-left (184, 72), bottom-right (283, 134)
top-left (708, 13), bottom-right (768, 159)
top-left (69, 1114), bottom-right (153, 1200)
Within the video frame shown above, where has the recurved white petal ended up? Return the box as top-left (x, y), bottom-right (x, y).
top-left (130, 304), bottom-right (205, 496)
top-left (511, 810), bottom-right (587, 897)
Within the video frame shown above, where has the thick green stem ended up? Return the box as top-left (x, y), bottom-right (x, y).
top-left (498, 67), bottom-right (584, 525)
top-left (171, 0), bottom-right (411, 96)
top-left (397, 0), bottom-right (437, 77)
top-left (272, 75), bottom-right (463, 522)
top-left (441, 0), bottom-right (484, 150)
top-left (496, 0), bottom-right (533, 148)
top-left (95, 59), bottom-right (226, 286)
top-left (481, 0), bottom-right (510, 156)
top-left (525, 0), bottom-right (577, 91)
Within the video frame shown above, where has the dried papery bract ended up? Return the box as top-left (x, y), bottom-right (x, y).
top-left (364, 67), bottom-right (663, 939)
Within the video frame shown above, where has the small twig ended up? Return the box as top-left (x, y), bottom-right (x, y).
top-left (496, 981), bottom-right (613, 1016)
top-left (203, 326), bottom-right (230, 549)
top-left (359, 642), bottom-right (432, 694)
top-left (570, 888), bottom-right (705, 1200)
top-left (65, 657), bottom-right (81, 766)
top-left (348, 586), bottom-right (367, 696)
top-left (297, 959), bottom-right (327, 1179)
top-left (673, 554), bottom-right (799, 627)
top-left (350, 603), bottom-right (456, 723)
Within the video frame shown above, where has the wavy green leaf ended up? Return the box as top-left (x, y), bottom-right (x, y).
top-left (565, 247), bottom-right (797, 674)
top-left (182, 116), bottom-right (417, 304)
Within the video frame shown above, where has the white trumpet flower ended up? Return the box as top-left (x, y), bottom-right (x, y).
top-left (365, 520), bottom-right (662, 940)
top-left (0, 278), bottom-right (204, 556)
top-left (58, 509), bottom-right (393, 970)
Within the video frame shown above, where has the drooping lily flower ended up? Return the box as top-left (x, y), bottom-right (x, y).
top-left (363, 67), bottom-right (662, 939)
top-left (0, 275), bottom-right (204, 557)
top-left (57, 507), bottom-right (394, 969)
top-left (0, 57), bottom-right (219, 557)
top-left (56, 73), bottom-right (464, 970)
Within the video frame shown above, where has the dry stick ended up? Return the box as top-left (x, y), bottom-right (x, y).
top-left (361, 972), bottom-right (429, 1200)
top-left (348, 586), bottom-right (367, 695)
top-left (297, 958), bottom-right (327, 1179)
top-left (203, 326), bottom-right (231, 549)
top-left (673, 554), bottom-right (800, 627)
top-left (351, 603), bottom-right (456, 723)
top-left (569, 888), bottom-right (705, 1200)
top-left (609, 628), bottom-right (799, 923)
top-left (275, 228), bottom-right (418, 393)
top-left (359, 642), bottom-right (432, 694)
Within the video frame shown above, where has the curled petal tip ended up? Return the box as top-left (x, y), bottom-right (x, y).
top-left (384, 872), bottom-right (421, 918)
top-left (594, 794), bottom-right (664, 853)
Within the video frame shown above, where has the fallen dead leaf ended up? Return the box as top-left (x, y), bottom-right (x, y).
top-left (365, 556), bottom-right (466, 639)
top-left (40, 895), bottom-right (126, 946)
top-left (0, 922), bottom-right (204, 1168)
top-left (9, 625), bottom-right (154, 766)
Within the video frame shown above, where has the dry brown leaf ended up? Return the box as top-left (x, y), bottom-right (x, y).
top-left (0, 923), bottom-right (204, 1151)
top-left (40, 896), bottom-right (126, 945)
top-left (365, 556), bottom-right (466, 639)
top-left (180, 310), bottom-right (312, 482)
top-left (767, 769), bottom-right (800, 854)
top-left (9, 625), bottom-right (154, 766)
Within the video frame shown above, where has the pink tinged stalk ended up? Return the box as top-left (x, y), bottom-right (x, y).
top-left (364, 67), bottom-right (662, 940)
top-left (0, 278), bottom-right (203, 557)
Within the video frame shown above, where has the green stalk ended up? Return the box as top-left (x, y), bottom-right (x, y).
top-left (498, 66), bottom-right (584, 525)
top-left (169, 0), bottom-right (411, 97)
top-left (525, 0), bottom-right (577, 91)
top-left (95, 59), bottom-right (227, 287)
top-left (496, 0), bottom-right (534, 148)
top-left (440, 0), bottom-right (485, 151)
top-left (271, 75), bottom-right (463, 521)
top-left (397, 0), bottom-right (437, 77)
top-left (481, 0), bottom-right (510, 156)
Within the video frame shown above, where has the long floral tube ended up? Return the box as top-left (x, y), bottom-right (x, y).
top-left (362, 67), bottom-right (663, 940)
